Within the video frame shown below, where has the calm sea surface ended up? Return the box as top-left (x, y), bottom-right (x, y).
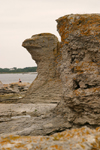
top-left (0, 73), bottom-right (37, 84)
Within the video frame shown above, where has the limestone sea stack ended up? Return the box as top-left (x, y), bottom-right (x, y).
top-left (21, 14), bottom-right (100, 130)
top-left (22, 33), bottom-right (62, 103)
top-left (20, 14), bottom-right (100, 132)
top-left (22, 14), bottom-right (100, 128)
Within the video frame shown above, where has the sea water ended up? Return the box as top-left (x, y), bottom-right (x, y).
top-left (0, 73), bottom-right (37, 84)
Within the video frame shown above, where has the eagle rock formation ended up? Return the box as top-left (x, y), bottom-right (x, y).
top-left (22, 33), bottom-right (62, 103)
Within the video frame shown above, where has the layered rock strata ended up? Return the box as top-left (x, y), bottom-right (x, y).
top-left (22, 33), bottom-right (62, 103)
top-left (55, 14), bottom-right (100, 128)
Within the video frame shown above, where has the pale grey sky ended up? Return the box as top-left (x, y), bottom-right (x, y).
top-left (0, 0), bottom-right (100, 68)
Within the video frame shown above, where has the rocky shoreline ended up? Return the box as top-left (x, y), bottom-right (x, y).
top-left (0, 81), bottom-right (31, 103)
top-left (0, 14), bottom-right (100, 150)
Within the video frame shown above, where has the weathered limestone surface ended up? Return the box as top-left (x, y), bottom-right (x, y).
top-left (55, 14), bottom-right (100, 128)
top-left (21, 33), bottom-right (62, 103)
top-left (0, 127), bottom-right (100, 150)
top-left (0, 14), bottom-right (100, 150)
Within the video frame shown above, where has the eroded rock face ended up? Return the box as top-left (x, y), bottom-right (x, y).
top-left (22, 33), bottom-right (62, 103)
top-left (55, 14), bottom-right (100, 127)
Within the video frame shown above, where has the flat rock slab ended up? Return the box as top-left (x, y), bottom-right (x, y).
top-left (0, 103), bottom-right (57, 135)
top-left (0, 103), bottom-right (56, 117)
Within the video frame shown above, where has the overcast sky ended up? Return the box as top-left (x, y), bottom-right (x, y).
top-left (0, 0), bottom-right (100, 68)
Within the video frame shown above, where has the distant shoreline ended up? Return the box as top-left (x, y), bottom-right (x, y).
top-left (0, 72), bottom-right (37, 74)
top-left (0, 67), bottom-right (37, 74)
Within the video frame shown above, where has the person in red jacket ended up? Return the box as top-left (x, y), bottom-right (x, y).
top-left (19, 78), bottom-right (22, 83)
